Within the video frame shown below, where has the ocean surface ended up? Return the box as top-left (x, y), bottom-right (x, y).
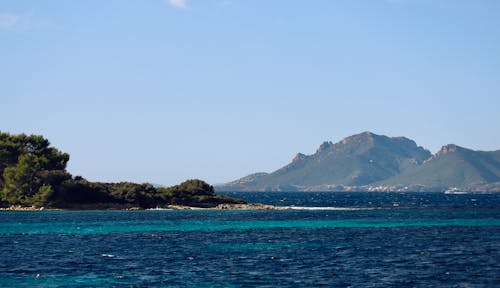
top-left (1, 192), bottom-right (499, 287)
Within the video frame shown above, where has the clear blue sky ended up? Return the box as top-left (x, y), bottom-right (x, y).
top-left (1, 0), bottom-right (500, 186)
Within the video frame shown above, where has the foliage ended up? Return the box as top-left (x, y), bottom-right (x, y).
top-left (0, 131), bottom-right (70, 206)
top-left (156, 179), bottom-right (243, 207)
top-left (0, 131), bottom-right (244, 208)
top-left (1, 154), bottom-right (39, 204)
top-left (31, 185), bottom-right (54, 207)
top-left (0, 132), bottom-right (69, 176)
top-left (54, 178), bottom-right (113, 205)
top-left (158, 179), bottom-right (214, 196)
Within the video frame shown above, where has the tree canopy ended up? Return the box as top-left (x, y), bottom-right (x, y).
top-left (0, 131), bottom-right (69, 206)
top-left (0, 131), bottom-right (243, 208)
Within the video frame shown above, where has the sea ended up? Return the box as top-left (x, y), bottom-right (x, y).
top-left (1, 192), bottom-right (499, 287)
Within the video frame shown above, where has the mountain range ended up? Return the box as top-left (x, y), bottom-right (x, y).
top-left (216, 132), bottom-right (500, 192)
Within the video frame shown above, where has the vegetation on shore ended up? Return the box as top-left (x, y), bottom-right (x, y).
top-left (0, 131), bottom-right (244, 209)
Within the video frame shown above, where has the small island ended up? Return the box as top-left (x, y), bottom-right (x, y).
top-left (0, 131), bottom-right (257, 210)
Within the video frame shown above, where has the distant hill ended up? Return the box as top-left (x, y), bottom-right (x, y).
top-left (217, 132), bottom-right (500, 192)
top-left (218, 132), bottom-right (439, 192)
top-left (378, 144), bottom-right (500, 190)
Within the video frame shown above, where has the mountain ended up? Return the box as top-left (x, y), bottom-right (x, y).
top-left (378, 144), bottom-right (500, 190)
top-left (217, 132), bottom-right (433, 191)
top-left (217, 132), bottom-right (500, 192)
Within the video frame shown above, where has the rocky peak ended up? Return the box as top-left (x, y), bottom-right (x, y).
top-left (424, 144), bottom-right (461, 164)
top-left (436, 144), bottom-right (459, 156)
top-left (341, 131), bottom-right (376, 144)
top-left (357, 131), bottom-right (375, 139)
top-left (337, 132), bottom-right (378, 153)
top-left (316, 141), bottom-right (333, 153)
top-left (293, 153), bottom-right (307, 162)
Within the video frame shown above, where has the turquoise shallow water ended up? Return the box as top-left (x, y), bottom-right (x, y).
top-left (1, 192), bottom-right (499, 287)
top-left (1, 215), bottom-right (499, 235)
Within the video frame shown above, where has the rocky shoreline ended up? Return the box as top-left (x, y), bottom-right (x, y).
top-left (0, 205), bottom-right (55, 211)
top-left (0, 203), bottom-right (287, 211)
top-left (165, 203), bottom-right (287, 210)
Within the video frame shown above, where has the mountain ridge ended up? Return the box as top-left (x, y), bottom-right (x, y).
top-left (378, 144), bottom-right (500, 189)
top-left (217, 132), bottom-right (500, 192)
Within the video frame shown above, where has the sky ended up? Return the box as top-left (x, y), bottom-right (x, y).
top-left (1, 0), bottom-right (500, 186)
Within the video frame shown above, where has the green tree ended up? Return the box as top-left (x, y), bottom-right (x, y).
top-left (1, 154), bottom-right (41, 205)
top-left (31, 185), bottom-right (54, 207)
top-left (0, 131), bottom-right (70, 206)
top-left (0, 132), bottom-right (69, 183)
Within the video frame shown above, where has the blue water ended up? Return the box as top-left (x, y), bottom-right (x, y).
top-left (1, 192), bottom-right (499, 287)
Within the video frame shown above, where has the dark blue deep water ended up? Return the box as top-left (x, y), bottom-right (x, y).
top-left (1, 192), bottom-right (499, 287)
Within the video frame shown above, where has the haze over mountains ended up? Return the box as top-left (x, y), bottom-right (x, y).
top-left (217, 132), bottom-right (500, 192)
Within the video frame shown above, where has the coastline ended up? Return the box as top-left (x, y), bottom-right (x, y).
top-left (165, 203), bottom-right (287, 210)
top-left (0, 204), bottom-right (373, 211)
top-left (0, 203), bottom-right (287, 211)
